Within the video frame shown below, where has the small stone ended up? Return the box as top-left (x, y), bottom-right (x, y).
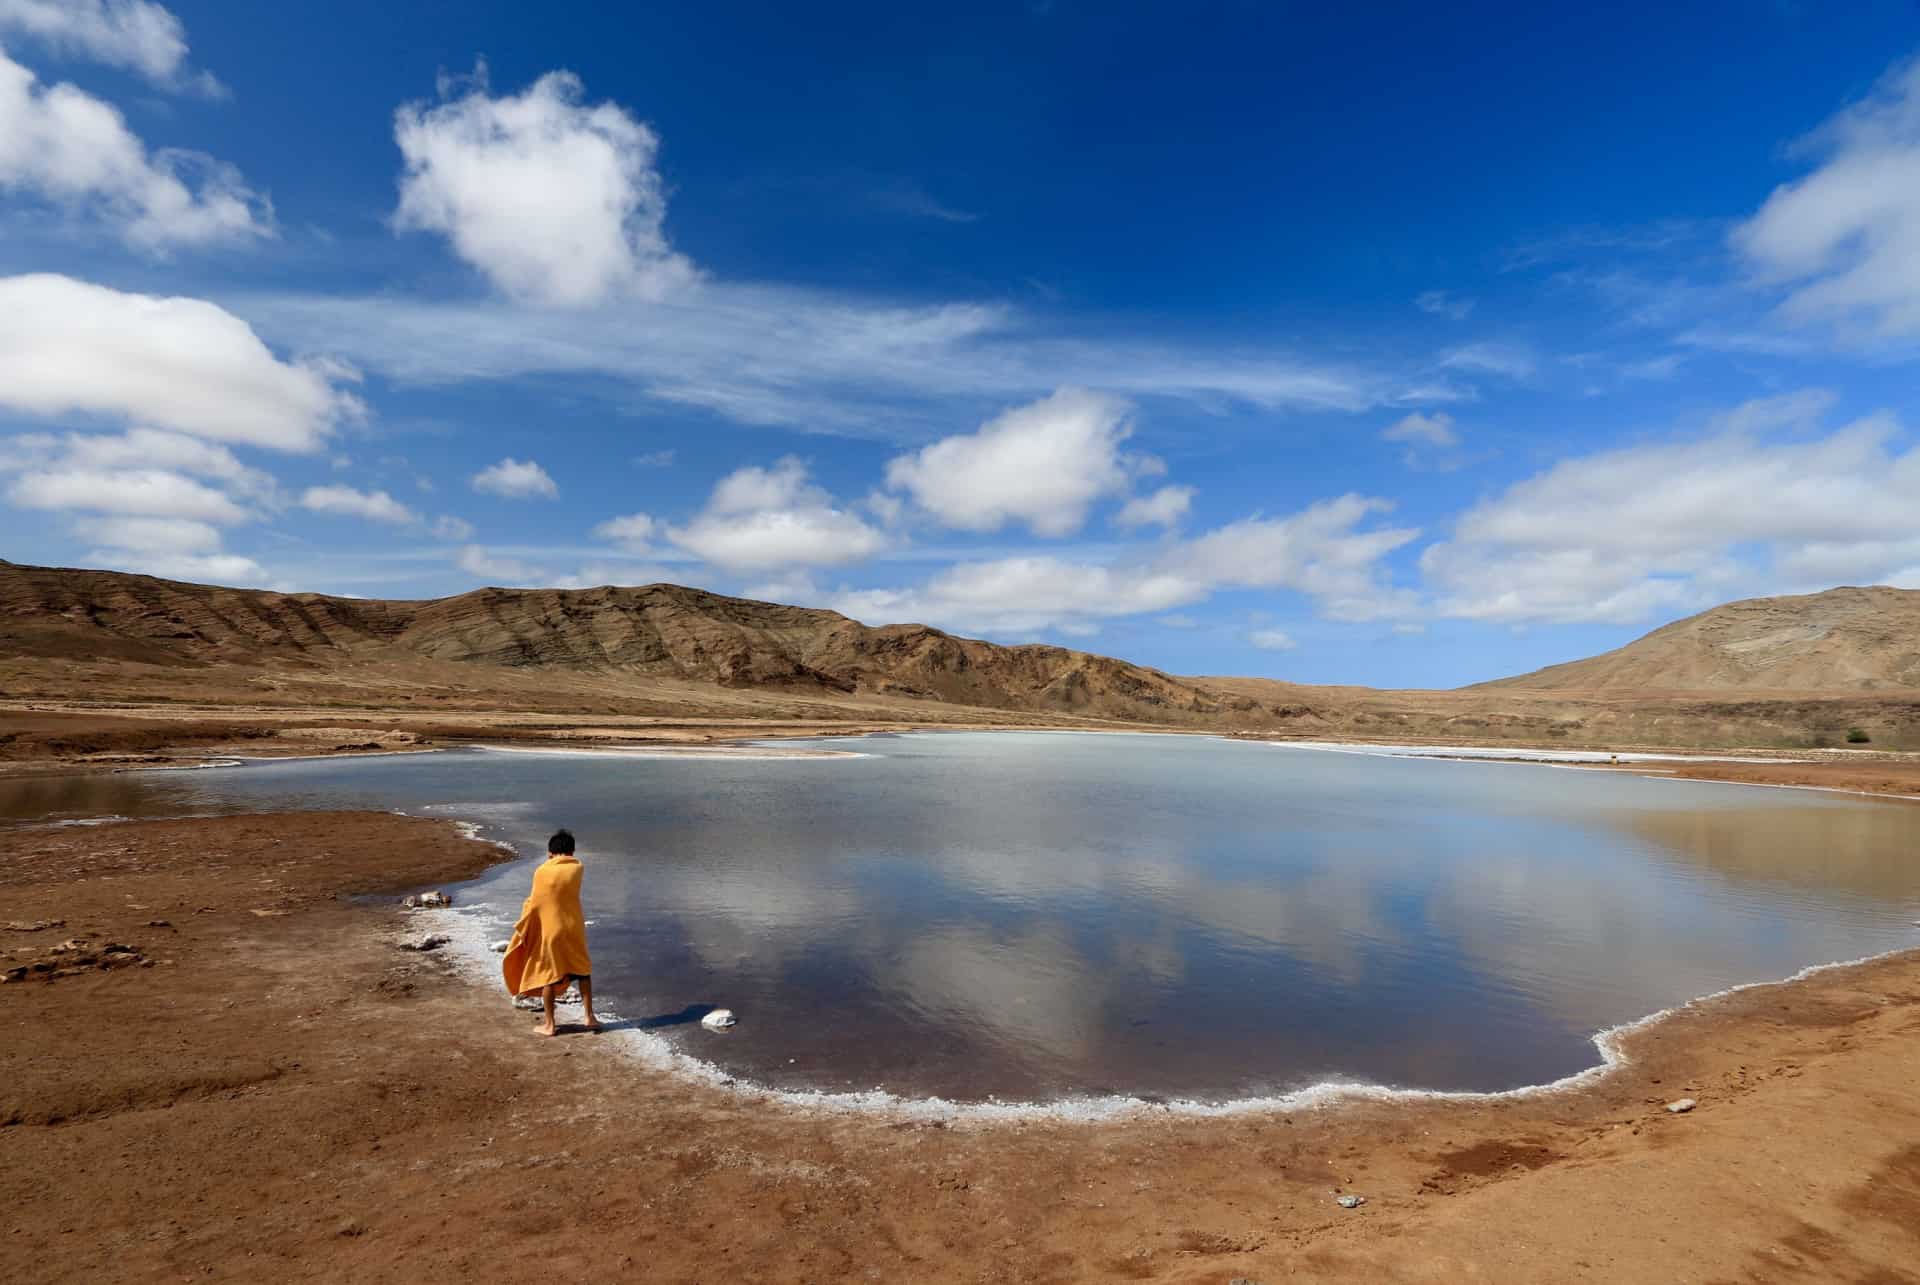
top-left (1665, 1098), bottom-right (1697, 1114)
top-left (1336, 1194), bottom-right (1366, 1209)
top-left (336, 1220), bottom-right (367, 1238)
top-left (146, 920), bottom-right (172, 928)
top-left (397, 934), bottom-right (450, 952)
top-left (701, 1008), bottom-right (738, 1030)
top-left (407, 891), bottom-right (453, 909)
top-left (489, 940), bottom-right (509, 954)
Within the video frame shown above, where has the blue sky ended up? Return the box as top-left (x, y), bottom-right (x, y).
top-left (4, 1), bottom-right (1920, 687)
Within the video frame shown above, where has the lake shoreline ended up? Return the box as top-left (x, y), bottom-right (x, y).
top-left (422, 789), bottom-right (1920, 1120)
top-left (4, 808), bottom-right (1918, 1281)
top-left (11, 708), bottom-right (1920, 804)
top-left (11, 695), bottom-right (1920, 795)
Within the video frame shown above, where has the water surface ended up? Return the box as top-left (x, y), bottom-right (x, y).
top-left (6, 732), bottom-right (1918, 1104)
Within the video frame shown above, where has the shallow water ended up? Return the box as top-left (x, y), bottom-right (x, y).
top-left (7, 732), bottom-right (1919, 1104)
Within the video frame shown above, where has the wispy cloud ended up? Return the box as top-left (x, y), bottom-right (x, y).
top-left (1435, 341), bottom-right (1535, 380)
top-left (1414, 290), bottom-right (1474, 320)
top-left (866, 179), bottom-right (980, 223)
top-left (1500, 218), bottom-right (1710, 272)
top-left (242, 282), bottom-right (1466, 441)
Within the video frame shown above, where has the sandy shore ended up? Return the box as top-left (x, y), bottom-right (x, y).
top-left (3, 811), bottom-right (1918, 1283)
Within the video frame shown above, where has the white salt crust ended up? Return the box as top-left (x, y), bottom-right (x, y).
top-left (415, 831), bottom-right (1919, 1128)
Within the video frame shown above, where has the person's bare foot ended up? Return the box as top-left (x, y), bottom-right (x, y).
top-left (532, 1019), bottom-right (557, 1037)
top-left (583, 1018), bottom-right (603, 1033)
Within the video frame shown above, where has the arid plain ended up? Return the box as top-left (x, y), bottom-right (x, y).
top-left (4, 562), bottom-right (1920, 1283)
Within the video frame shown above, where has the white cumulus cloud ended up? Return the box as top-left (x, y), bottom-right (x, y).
top-left (66, 507), bottom-right (264, 586)
top-left (1158, 496), bottom-right (1421, 622)
top-left (885, 387), bottom-right (1143, 537)
top-left (393, 64), bottom-right (695, 308)
top-left (300, 484), bottom-right (418, 525)
top-left (0, 274), bottom-right (358, 450)
top-left (1382, 411), bottom-right (1459, 448)
top-left (8, 466), bottom-right (248, 522)
top-left (0, 50), bottom-right (264, 248)
top-left (85, 548), bottom-right (267, 584)
top-left (1248, 629), bottom-right (1297, 651)
top-left (1733, 56), bottom-right (1920, 336)
top-left (72, 514), bottom-right (219, 553)
top-left (1420, 391), bottom-right (1920, 623)
top-left (11, 428), bottom-right (276, 499)
top-left (0, 427), bottom-right (275, 584)
top-left (836, 557), bottom-right (1203, 636)
top-left (835, 493), bottom-right (1416, 636)
top-left (1114, 484), bottom-right (1194, 531)
top-left (0, 0), bottom-right (219, 94)
top-left (669, 457), bottom-right (887, 572)
top-left (592, 512), bottom-right (656, 552)
top-left (454, 544), bottom-right (542, 584)
top-left (471, 457), bottom-right (558, 499)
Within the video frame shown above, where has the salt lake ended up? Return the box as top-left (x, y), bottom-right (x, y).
top-left (7, 731), bottom-right (1919, 1107)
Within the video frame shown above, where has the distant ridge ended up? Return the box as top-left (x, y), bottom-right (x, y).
top-left (4, 561), bottom-right (1917, 751)
top-left (1477, 586), bottom-right (1920, 692)
top-left (0, 559), bottom-right (1297, 724)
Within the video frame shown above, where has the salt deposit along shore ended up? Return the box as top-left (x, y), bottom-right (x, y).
top-left (3, 810), bottom-right (1918, 1282)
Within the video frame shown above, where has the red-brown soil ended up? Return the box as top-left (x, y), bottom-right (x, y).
top-left (3, 812), bottom-right (1918, 1283)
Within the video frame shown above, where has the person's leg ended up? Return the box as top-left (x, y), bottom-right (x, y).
top-left (578, 975), bottom-right (600, 1031)
top-left (534, 982), bottom-right (558, 1036)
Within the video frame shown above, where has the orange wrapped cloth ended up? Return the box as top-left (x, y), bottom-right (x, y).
top-left (501, 854), bottom-right (591, 996)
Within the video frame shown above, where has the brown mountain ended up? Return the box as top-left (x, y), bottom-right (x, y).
top-left (5, 561), bottom-right (1919, 754)
top-left (0, 559), bottom-right (1286, 724)
top-left (1479, 586), bottom-right (1920, 692)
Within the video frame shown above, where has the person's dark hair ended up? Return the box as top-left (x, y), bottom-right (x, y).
top-left (547, 828), bottom-right (575, 856)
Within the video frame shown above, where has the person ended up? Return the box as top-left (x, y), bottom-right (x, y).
top-left (501, 828), bottom-right (600, 1037)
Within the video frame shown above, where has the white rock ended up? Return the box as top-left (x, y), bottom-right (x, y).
top-left (1335, 1194), bottom-right (1365, 1209)
top-left (701, 1008), bottom-right (737, 1030)
top-left (489, 940), bottom-right (509, 954)
top-left (1665, 1098), bottom-right (1697, 1114)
